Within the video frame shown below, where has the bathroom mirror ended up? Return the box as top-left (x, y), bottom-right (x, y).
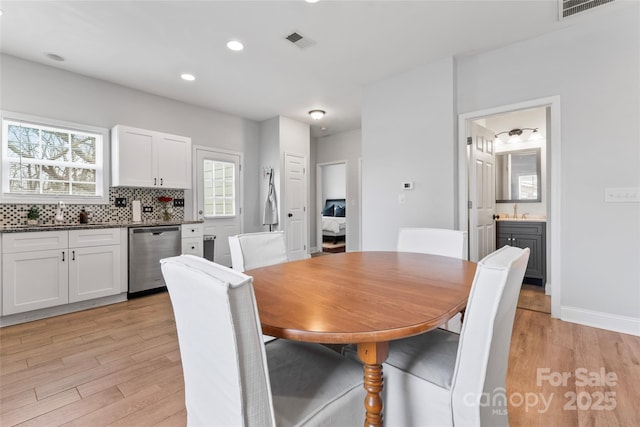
top-left (495, 148), bottom-right (541, 203)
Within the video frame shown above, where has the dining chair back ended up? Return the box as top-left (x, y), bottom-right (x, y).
top-left (161, 255), bottom-right (364, 426)
top-left (377, 245), bottom-right (529, 426)
top-left (229, 231), bottom-right (288, 272)
top-left (397, 227), bottom-right (467, 259)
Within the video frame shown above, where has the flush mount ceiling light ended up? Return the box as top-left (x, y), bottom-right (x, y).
top-left (308, 110), bottom-right (326, 120)
top-left (305, 0), bottom-right (320, 3)
top-left (181, 73), bottom-right (196, 81)
top-left (494, 128), bottom-right (543, 144)
top-left (226, 40), bottom-right (244, 51)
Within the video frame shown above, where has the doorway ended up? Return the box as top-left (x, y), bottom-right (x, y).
top-left (194, 146), bottom-right (242, 268)
top-left (316, 161), bottom-right (347, 253)
top-left (458, 96), bottom-right (562, 318)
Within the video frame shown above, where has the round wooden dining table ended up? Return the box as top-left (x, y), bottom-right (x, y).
top-left (248, 251), bottom-right (477, 427)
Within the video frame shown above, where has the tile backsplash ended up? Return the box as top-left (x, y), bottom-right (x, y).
top-left (0, 187), bottom-right (185, 227)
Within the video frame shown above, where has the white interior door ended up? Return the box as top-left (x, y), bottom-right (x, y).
top-left (469, 123), bottom-right (496, 262)
top-left (284, 152), bottom-right (307, 260)
top-left (195, 148), bottom-right (241, 268)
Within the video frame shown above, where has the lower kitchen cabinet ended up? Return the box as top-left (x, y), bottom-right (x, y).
top-left (68, 244), bottom-right (121, 303)
top-left (496, 221), bottom-right (546, 285)
top-left (2, 248), bottom-right (69, 315)
top-left (181, 223), bottom-right (204, 257)
top-left (2, 228), bottom-right (123, 315)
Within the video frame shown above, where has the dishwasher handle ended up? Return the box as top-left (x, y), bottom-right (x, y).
top-left (131, 226), bottom-right (181, 234)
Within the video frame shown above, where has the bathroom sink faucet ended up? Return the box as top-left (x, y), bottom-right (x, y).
top-left (512, 203), bottom-right (518, 219)
top-left (54, 201), bottom-right (66, 223)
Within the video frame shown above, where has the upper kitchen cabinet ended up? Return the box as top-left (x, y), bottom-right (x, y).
top-left (111, 125), bottom-right (192, 189)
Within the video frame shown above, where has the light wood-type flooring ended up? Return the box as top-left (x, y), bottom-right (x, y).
top-left (1, 291), bottom-right (639, 426)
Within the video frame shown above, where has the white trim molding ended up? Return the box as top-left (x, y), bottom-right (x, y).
top-left (561, 306), bottom-right (640, 337)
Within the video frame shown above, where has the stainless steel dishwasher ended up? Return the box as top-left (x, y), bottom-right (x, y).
top-left (128, 225), bottom-right (181, 296)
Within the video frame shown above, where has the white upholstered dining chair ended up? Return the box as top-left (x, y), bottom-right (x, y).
top-left (229, 231), bottom-right (288, 273)
top-left (397, 227), bottom-right (468, 331)
top-left (375, 245), bottom-right (529, 427)
top-left (161, 255), bottom-right (365, 427)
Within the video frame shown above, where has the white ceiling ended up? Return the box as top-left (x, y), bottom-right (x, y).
top-left (1, 1), bottom-right (568, 137)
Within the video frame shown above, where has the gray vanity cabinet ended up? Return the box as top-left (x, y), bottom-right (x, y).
top-left (496, 221), bottom-right (546, 285)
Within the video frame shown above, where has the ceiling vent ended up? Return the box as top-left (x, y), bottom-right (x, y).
top-left (560, 0), bottom-right (615, 18)
top-left (285, 31), bottom-right (316, 49)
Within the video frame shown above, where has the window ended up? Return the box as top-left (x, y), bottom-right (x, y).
top-left (203, 159), bottom-right (236, 217)
top-left (1, 112), bottom-right (109, 204)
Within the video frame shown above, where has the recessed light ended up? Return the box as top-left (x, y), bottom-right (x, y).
top-left (226, 40), bottom-right (244, 51)
top-left (181, 73), bottom-right (196, 81)
top-left (305, 0), bottom-right (320, 3)
top-left (45, 53), bottom-right (65, 62)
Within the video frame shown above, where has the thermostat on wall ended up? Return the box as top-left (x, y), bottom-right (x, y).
top-left (402, 182), bottom-right (414, 190)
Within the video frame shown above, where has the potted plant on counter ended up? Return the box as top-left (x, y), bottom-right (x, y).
top-left (27, 206), bottom-right (40, 225)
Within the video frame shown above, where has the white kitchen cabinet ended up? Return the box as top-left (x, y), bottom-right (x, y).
top-left (68, 228), bottom-right (122, 303)
top-left (111, 125), bottom-right (192, 189)
top-left (181, 223), bottom-right (204, 257)
top-left (2, 231), bottom-right (69, 315)
top-left (2, 228), bottom-right (123, 315)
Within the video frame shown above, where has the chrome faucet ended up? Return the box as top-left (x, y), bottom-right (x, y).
top-left (54, 201), bottom-right (66, 223)
top-left (512, 203), bottom-right (518, 219)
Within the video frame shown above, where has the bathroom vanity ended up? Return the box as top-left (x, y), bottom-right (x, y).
top-left (496, 219), bottom-right (546, 286)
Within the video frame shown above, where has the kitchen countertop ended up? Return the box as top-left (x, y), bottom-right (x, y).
top-left (0, 220), bottom-right (203, 233)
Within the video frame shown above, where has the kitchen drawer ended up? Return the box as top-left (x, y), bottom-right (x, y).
top-left (181, 223), bottom-right (204, 239)
top-left (69, 228), bottom-right (121, 248)
top-left (2, 231), bottom-right (68, 253)
top-left (182, 237), bottom-right (203, 257)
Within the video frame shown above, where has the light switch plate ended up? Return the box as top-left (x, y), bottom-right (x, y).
top-left (142, 206), bottom-right (153, 213)
top-left (605, 187), bottom-right (640, 203)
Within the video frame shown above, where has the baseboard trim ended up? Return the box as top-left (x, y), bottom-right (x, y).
top-left (1, 293), bottom-right (128, 327)
top-left (561, 305), bottom-right (640, 336)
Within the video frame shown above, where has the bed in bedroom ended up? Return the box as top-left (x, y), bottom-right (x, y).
top-left (322, 199), bottom-right (346, 244)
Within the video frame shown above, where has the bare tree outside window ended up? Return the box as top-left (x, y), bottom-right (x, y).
top-left (4, 121), bottom-right (101, 197)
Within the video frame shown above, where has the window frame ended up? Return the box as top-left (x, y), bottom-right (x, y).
top-left (203, 158), bottom-right (237, 218)
top-left (1, 111), bottom-right (110, 205)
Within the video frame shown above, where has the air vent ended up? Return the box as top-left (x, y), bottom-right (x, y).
top-left (560, 0), bottom-right (615, 18)
top-left (285, 31), bottom-right (316, 49)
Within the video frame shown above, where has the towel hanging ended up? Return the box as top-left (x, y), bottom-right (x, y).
top-left (263, 169), bottom-right (278, 230)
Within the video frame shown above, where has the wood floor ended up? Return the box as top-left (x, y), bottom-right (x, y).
top-left (1, 292), bottom-right (639, 426)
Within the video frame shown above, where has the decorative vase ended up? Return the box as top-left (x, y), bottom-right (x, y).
top-left (161, 202), bottom-right (173, 222)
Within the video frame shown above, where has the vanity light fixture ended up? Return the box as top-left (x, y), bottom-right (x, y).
top-left (494, 128), bottom-right (542, 144)
top-left (308, 109), bottom-right (326, 120)
top-left (181, 73), bottom-right (196, 81)
top-left (227, 40), bottom-right (244, 51)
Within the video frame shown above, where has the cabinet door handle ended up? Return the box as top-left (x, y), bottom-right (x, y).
top-left (72, 250), bottom-right (75, 261)
top-left (154, 178), bottom-right (157, 186)
top-left (160, 178), bottom-right (163, 186)
top-left (62, 251), bottom-right (65, 262)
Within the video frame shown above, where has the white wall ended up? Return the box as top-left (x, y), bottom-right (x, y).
top-left (0, 54), bottom-right (262, 229)
top-left (457, 5), bottom-right (639, 326)
top-left (316, 128), bottom-right (362, 251)
top-left (322, 164), bottom-right (346, 200)
top-left (361, 57), bottom-right (456, 250)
